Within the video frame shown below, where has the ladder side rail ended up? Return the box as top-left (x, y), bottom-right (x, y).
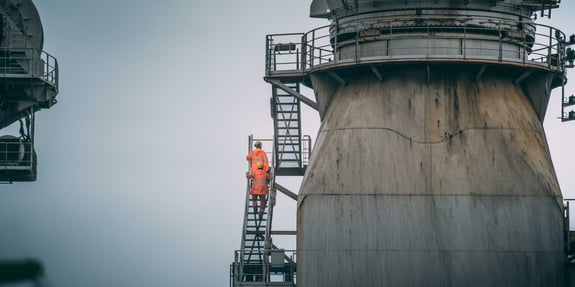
top-left (271, 86), bottom-right (282, 171)
top-left (294, 85), bottom-right (303, 168)
top-left (261, 139), bottom-right (276, 283)
top-left (263, 175), bottom-right (277, 282)
top-left (273, 86), bottom-right (285, 172)
top-left (288, 84), bottom-right (302, 167)
top-left (281, 89), bottom-right (301, 165)
top-left (238, 135), bottom-right (254, 282)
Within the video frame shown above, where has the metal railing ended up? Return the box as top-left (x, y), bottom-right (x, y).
top-left (266, 33), bottom-right (305, 76)
top-left (0, 138), bottom-right (34, 169)
top-left (230, 250), bottom-right (297, 287)
top-left (0, 136), bottom-right (36, 182)
top-left (316, 0), bottom-right (560, 19)
top-left (0, 48), bottom-right (59, 88)
top-left (266, 16), bottom-right (568, 76)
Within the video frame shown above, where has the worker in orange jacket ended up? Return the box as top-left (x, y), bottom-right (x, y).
top-left (246, 141), bottom-right (269, 174)
top-left (246, 162), bottom-right (273, 216)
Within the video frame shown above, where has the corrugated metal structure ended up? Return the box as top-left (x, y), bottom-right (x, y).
top-left (263, 0), bottom-right (574, 286)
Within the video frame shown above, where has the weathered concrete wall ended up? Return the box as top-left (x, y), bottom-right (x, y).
top-left (297, 66), bottom-right (564, 286)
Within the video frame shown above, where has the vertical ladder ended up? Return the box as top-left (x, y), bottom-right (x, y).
top-left (271, 82), bottom-right (306, 176)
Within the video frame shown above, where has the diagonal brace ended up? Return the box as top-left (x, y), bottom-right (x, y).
top-left (273, 182), bottom-right (298, 201)
top-left (267, 79), bottom-right (318, 111)
top-left (514, 70), bottom-right (534, 85)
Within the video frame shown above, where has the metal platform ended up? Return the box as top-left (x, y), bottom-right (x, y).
top-left (0, 135), bottom-right (36, 182)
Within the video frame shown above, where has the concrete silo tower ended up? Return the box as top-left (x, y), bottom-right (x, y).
top-left (264, 0), bottom-right (575, 286)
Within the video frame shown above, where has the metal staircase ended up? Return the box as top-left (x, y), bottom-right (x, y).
top-left (238, 178), bottom-right (269, 283)
top-left (264, 33), bottom-right (317, 176)
top-left (271, 83), bottom-right (310, 176)
top-left (230, 32), bottom-right (318, 287)
top-left (230, 138), bottom-right (297, 287)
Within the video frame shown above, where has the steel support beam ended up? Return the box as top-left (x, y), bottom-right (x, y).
top-left (267, 79), bottom-right (318, 111)
top-left (476, 65), bottom-right (487, 82)
top-left (274, 182), bottom-right (298, 201)
top-left (370, 65), bottom-right (383, 81)
top-left (327, 70), bottom-right (346, 86)
top-left (271, 231), bottom-right (297, 235)
top-left (514, 70), bottom-right (534, 85)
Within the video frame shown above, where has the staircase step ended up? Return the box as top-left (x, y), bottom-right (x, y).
top-left (247, 217), bottom-right (267, 220)
top-left (247, 226), bottom-right (267, 229)
top-left (246, 225), bottom-right (266, 229)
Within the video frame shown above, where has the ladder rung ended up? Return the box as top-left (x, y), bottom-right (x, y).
top-left (274, 110), bottom-right (299, 113)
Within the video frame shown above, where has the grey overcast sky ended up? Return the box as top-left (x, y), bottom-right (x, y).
top-left (1, 1), bottom-right (574, 287)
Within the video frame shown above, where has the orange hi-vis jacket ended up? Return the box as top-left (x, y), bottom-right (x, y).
top-left (247, 169), bottom-right (272, 195)
top-left (246, 148), bottom-right (270, 173)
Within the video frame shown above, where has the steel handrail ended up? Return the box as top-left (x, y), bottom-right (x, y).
top-left (0, 140), bottom-right (34, 168)
top-left (266, 15), bottom-right (568, 77)
top-left (231, 250), bottom-right (297, 286)
top-left (322, 0), bottom-right (557, 18)
top-left (0, 48), bottom-right (58, 88)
